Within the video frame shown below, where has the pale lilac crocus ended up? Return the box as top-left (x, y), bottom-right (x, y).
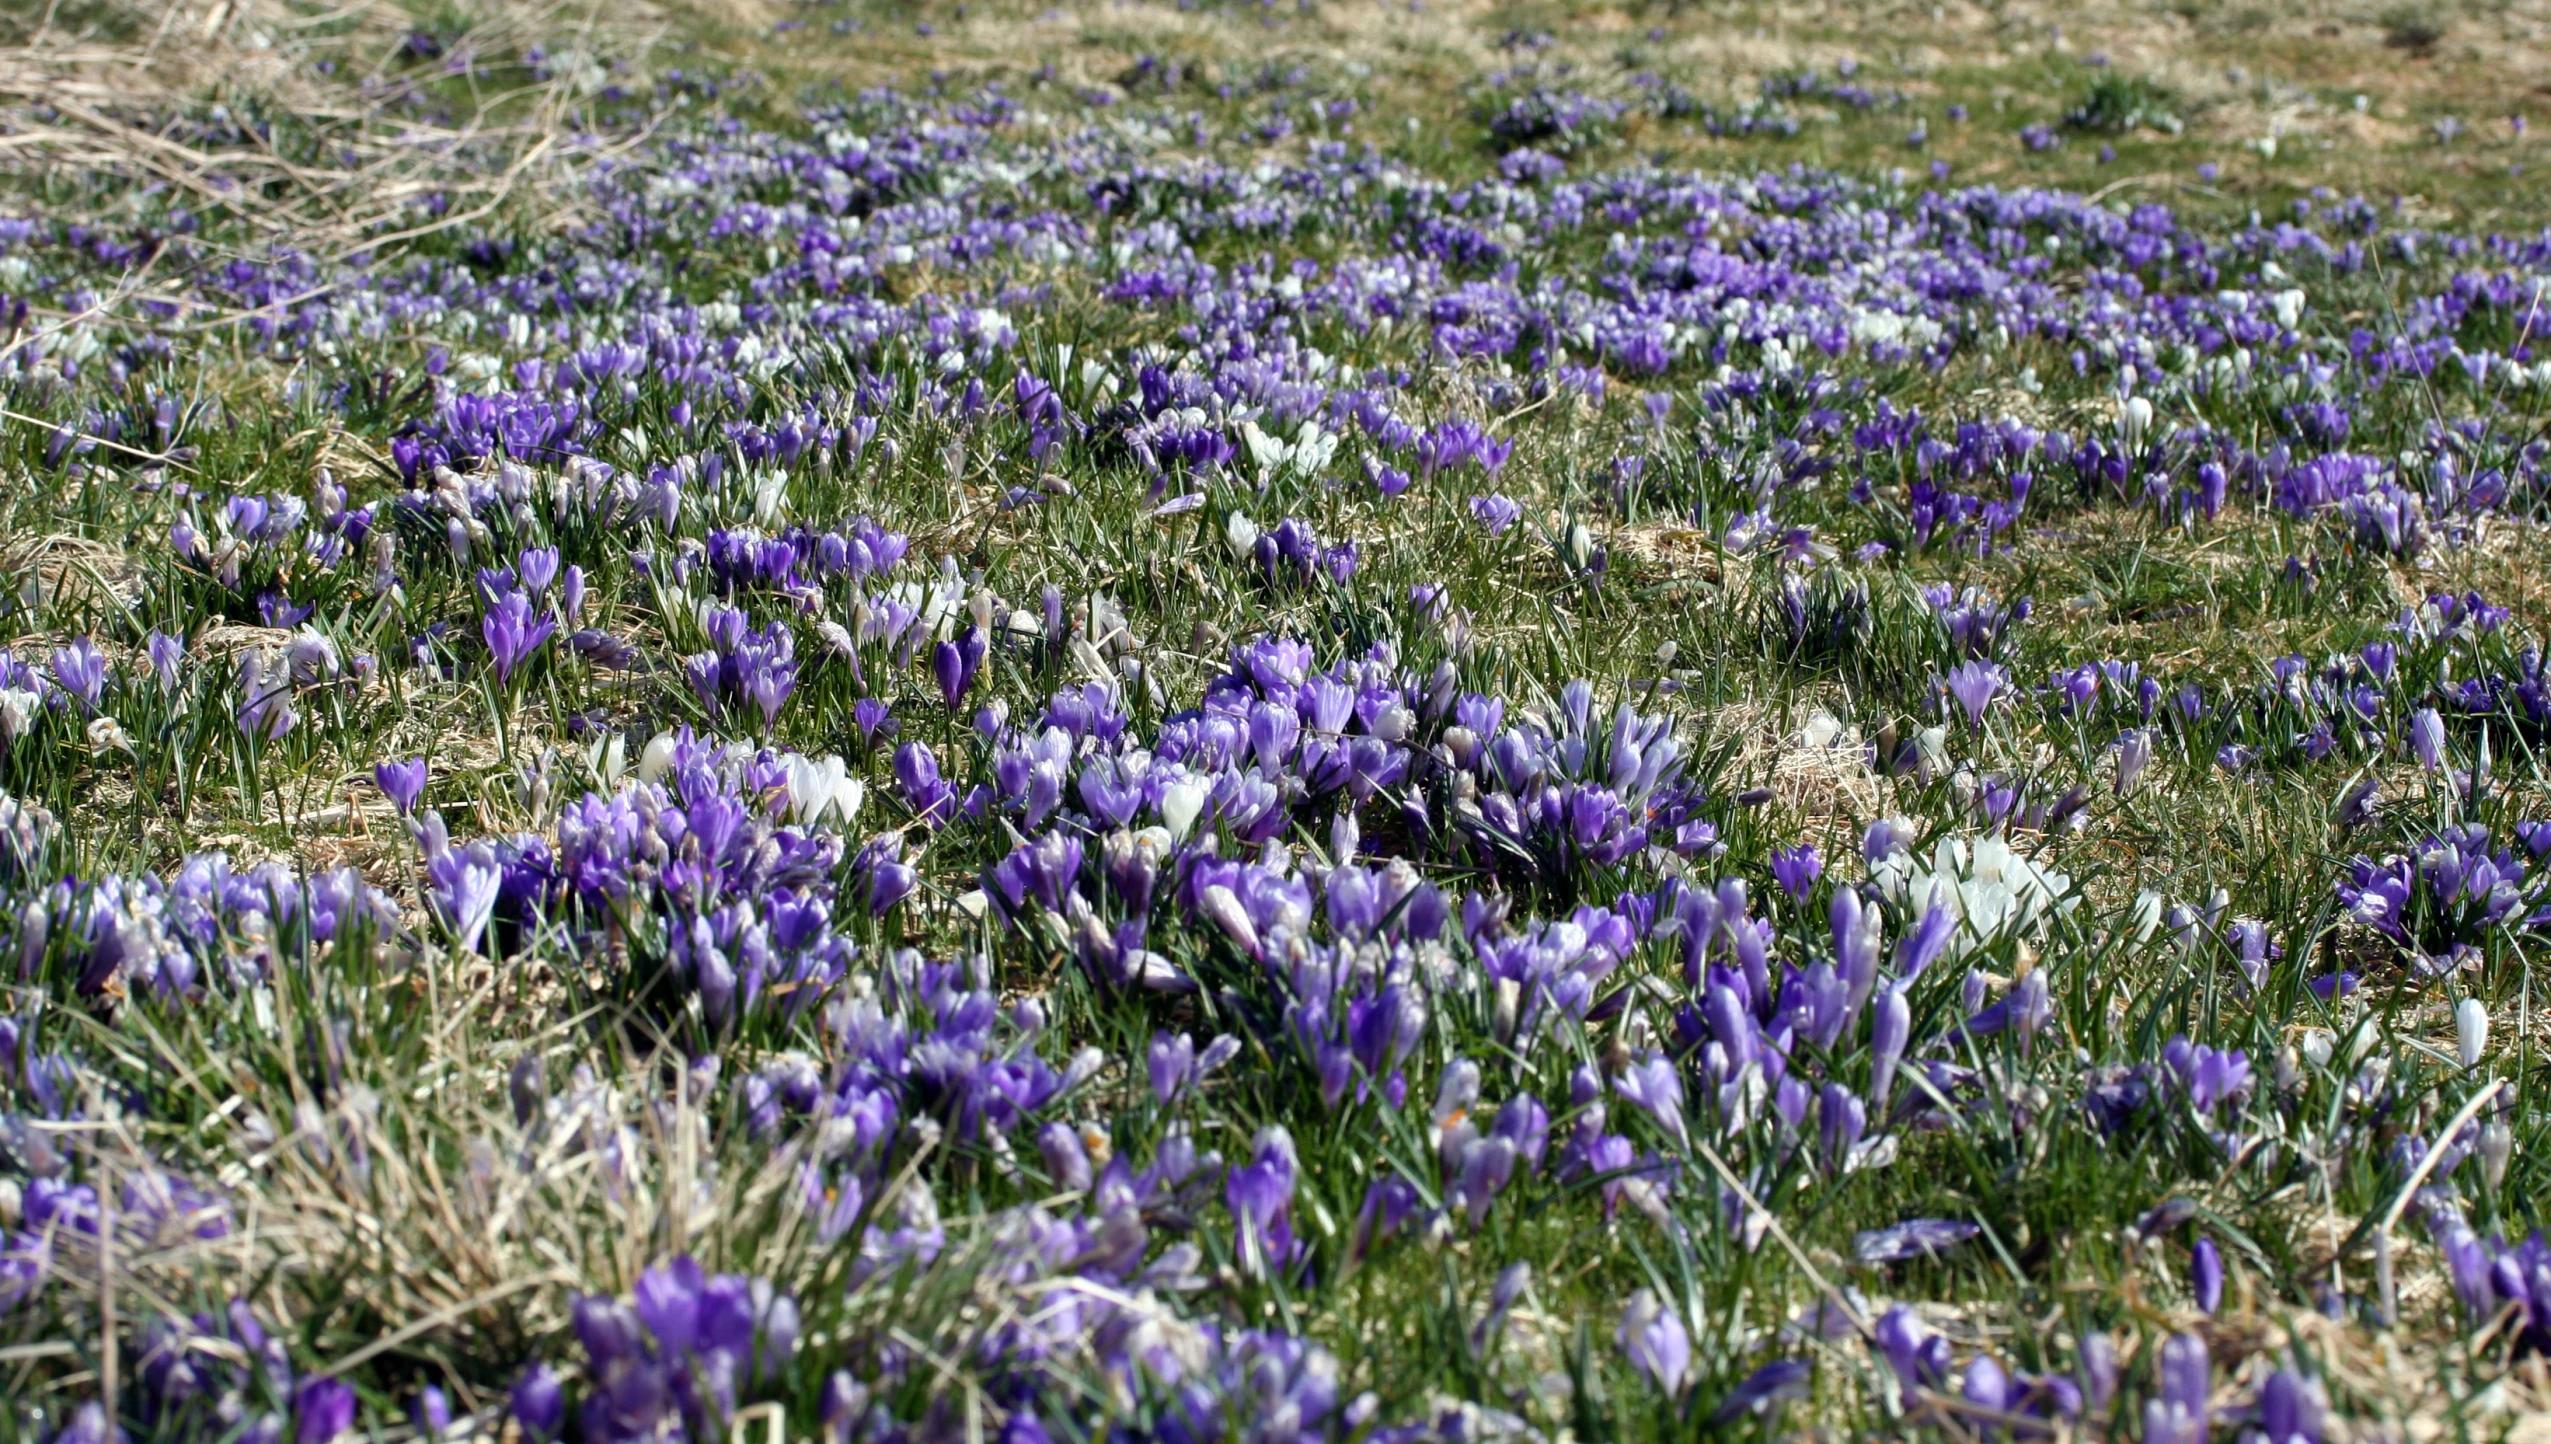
top-left (1469, 494), bottom-right (1523, 536)
top-left (2142, 1332), bottom-right (2210, 1444)
top-left (1870, 982), bottom-right (1911, 1114)
top-left (1617, 1289), bottom-right (1692, 1395)
top-left (2115, 728), bottom-right (2152, 796)
top-left (2409, 708), bottom-right (2446, 771)
top-left (1615, 1053), bottom-right (1688, 1146)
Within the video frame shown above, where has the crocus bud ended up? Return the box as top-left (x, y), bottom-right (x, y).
top-left (18, 899), bottom-right (48, 978)
top-left (1819, 1082), bottom-right (1865, 1167)
top-left (2010, 971), bottom-right (2050, 1046)
top-left (294, 1378), bottom-right (357, 1444)
top-left (511, 1363), bottom-right (565, 1441)
top-left (374, 758), bottom-right (429, 816)
top-left (2078, 1329), bottom-right (2116, 1411)
top-left (516, 546), bottom-right (559, 597)
top-left (2456, 997), bottom-right (2488, 1070)
top-left (1834, 888), bottom-right (1881, 1015)
top-left (2299, 1030), bottom-right (2334, 1069)
top-left (1964, 1357), bottom-right (2012, 1414)
top-left (1037, 1120), bottom-right (1093, 1193)
top-left (2130, 890), bottom-right (2164, 944)
top-left (2115, 728), bottom-right (2152, 797)
top-left (413, 1387), bottom-right (452, 1439)
top-left (2158, 1331), bottom-right (2208, 1420)
top-left (2191, 1236), bottom-right (2224, 1314)
top-left (2480, 1121), bottom-right (2512, 1192)
top-left (2121, 394), bottom-right (2153, 452)
top-left (2410, 708), bottom-right (2446, 771)
top-left (639, 731), bottom-right (678, 782)
top-left (933, 637), bottom-right (972, 710)
top-left (1433, 1057), bottom-right (1482, 1130)
top-left (1197, 885), bottom-right (1261, 960)
top-left (1870, 983), bottom-right (1910, 1115)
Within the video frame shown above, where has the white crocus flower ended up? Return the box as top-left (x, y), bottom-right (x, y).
top-left (787, 753), bottom-right (863, 827)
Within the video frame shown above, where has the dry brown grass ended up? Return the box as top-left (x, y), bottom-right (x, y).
top-left (0, 0), bottom-right (667, 355)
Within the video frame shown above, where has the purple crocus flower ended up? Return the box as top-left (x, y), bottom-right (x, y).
top-left (853, 696), bottom-right (896, 747)
top-left (482, 591), bottom-right (557, 684)
top-left (1875, 1305), bottom-right (1949, 1396)
top-left (934, 626), bottom-right (986, 710)
top-left (633, 1255), bottom-right (706, 1354)
top-left (2143, 1332), bottom-right (2209, 1444)
top-left (1468, 494), bottom-right (1523, 536)
top-left (1712, 1359), bottom-right (1810, 1423)
top-left (2115, 729), bottom-right (2153, 797)
top-left (512, 1363), bottom-right (565, 1441)
top-left (147, 630), bottom-right (185, 694)
top-left (1351, 1175), bottom-right (1422, 1260)
top-left (1771, 842), bottom-right (1821, 903)
top-left (516, 546), bottom-right (560, 597)
top-left (853, 837), bottom-right (918, 916)
top-left (1855, 1217), bottom-right (1981, 1263)
top-left (235, 652), bottom-right (297, 740)
top-left (413, 1386), bottom-right (452, 1438)
top-left (50, 637), bottom-right (104, 711)
top-left (374, 759), bottom-right (429, 815)
top-left (1894, 897), bottom-right (1955, 980)
top-left (1870, 982), bottom-right (1911, 1114)
top-left (293, 1377), bottom-right (357, 1444)
top-left (2251, 1367), bottom-right (2324, 1444)
top-left (2162, 1035), bottom-right (2250, 1115)
top-left (1615, 1053), bottom-right (1688, 1146)
top-left (1945, 659), bottom-right (2006, 729)
top-left (1819, 1082), bottom-right (1865, 1167)
top-left (1617, 1289), bottom-right (1692, 1394)
top-left (2079, 1330), bottom-right (2117, 1412)
top-left (894, 742), bottom-right (957, 827)
top-left (433, 850), bottom-right (502, 955)
top-left (1962, 1356), bottom-right (2012, 1413)
top-left (1149, 1031), bottom-right (1196, 1104)
top-left (1037, 1121), bottom-right (1092, 1192)
top-left (2192, 1236), bottom-right (2224, 1314)
top-left (1226, 1126), bottom-right (1301, 1277)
